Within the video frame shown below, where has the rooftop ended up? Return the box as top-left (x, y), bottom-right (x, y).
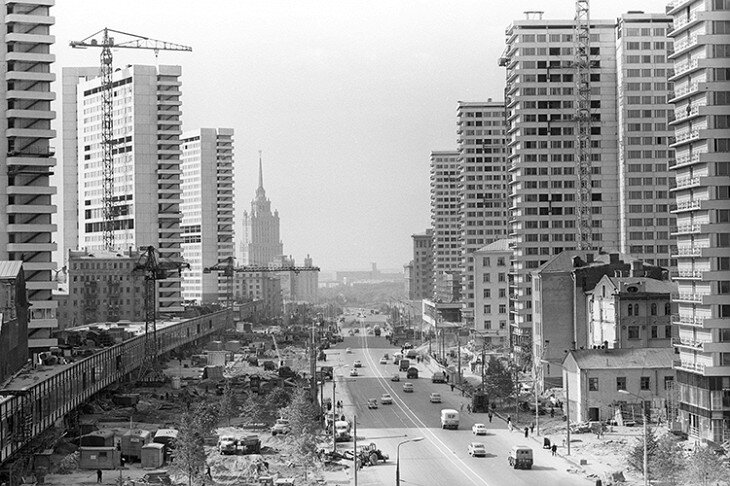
top-left (0, 261), bottom-right (23, 280)
top-left (565, 347), bottom-right (674, 370)
top-left (475, 238), bottom-right (512, 253)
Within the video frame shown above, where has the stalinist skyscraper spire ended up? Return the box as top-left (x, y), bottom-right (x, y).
top-left (240, 152), bottom-right (284, 265)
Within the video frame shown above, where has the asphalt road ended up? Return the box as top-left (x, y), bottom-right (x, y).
top-left (326, 331), bottom-right (592, 486)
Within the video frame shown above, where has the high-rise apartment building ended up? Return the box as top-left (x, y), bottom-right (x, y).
top-left (501, 15), bottom-right (620, 352)
top-left (430, 150), bottom-right (461, 302)
top-left (63, 65), bottom-right (184, 312)
top-left (0, 2), bottom-right (58, 348)
top-left (180, 128), bottom-right (234, 305)
top-left (456, 101), bottom-right (509, 328)
top-left (666, 0), bottom-right (730, 442)
top-left (241, 157), bottom-right (283, 266)
top-left (409, 230), bottom-right (434, 300)
top-left (616, 12), bottom-right (676, 269)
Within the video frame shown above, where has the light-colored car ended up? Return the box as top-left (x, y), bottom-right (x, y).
top-left (403, 382), bottom-right (414, 393)
top-left (379, 357), bottom-right (388, 364)
top-left (353, 360), bottom-right (362, 368)
top-left (391, 373), bottom-right (400, 382)
top-left (346, 348), bottom-right (352, 354)
top-left (349, 368), bottom-right (358, 377)
top-left (367, 399), bottom-right (378, 409)
top-left (468, 442), bottom-right (487, 457)
top-left (429, 393), bottom-right (442, 403)
top-left (472, 423), bottom-right (487, 436)
top-left (271, 418), bottom-right (291, 436)
top-left (381, 394), bottom-right (393, 404)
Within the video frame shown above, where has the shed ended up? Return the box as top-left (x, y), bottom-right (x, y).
top-left (79, 447), bottom-right (120, 470)
top-left (121, 429), bottom-right (152, 459)
top-left (80, 430), bottom-right (115, 447)
top-left (206, 351), bottom-right (227, 366)
top-left (153, 429), bottom-right (179, 447)
top-left (140, 443), bottom-right (165, 468)
top-left (224, 340), bottom-right (240, 352)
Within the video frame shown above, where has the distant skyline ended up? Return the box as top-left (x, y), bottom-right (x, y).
top-left (52, 0), bottom-right (668, 272)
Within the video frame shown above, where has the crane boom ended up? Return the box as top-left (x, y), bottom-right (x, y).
top-left (69, 28), bottom-right (192, 251)
top-left (574, 0), bottom-right (593, 250)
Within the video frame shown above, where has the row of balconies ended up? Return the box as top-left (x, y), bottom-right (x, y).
top-left (671, 11), bottom-right (698, 35)
top-left (670, 58), bottom-right (700, 80)
top-left (670, 151), bottom-right (704, 170)
top-left (674, 245), bottom-right (705, 257)
top-left (673, 175), bottom-right (701, 190)
top-left (672, 198), bottom-right (703, 213)
top-left (671, 34), bottom-right (699, 58)
top-left (670, 268), bottom-right (705, 279)
top-left (673, 314), bottom-right (707, 327)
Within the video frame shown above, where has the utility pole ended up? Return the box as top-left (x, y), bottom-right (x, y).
top-left (310, 321), bottom-right (317, 403)
top-left (353, 415), bottom-right (358, 486)
top-left (332, 379), bottom-right (337, 452)
top-left (565, 371), bottom-right (571, 455)
top-left (457, 334), bottom-right (461, 387)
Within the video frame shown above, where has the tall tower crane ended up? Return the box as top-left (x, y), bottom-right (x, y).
top-left (574, 1), bottom-right (593, 250)
top-left (70, 28), bottom-right (192, 251)
top-left (133, 246), bottom-right (190, 382)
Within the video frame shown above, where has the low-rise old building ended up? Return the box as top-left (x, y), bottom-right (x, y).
top-left (56, 250), bottom-right (146, 329)
top-left (472, 239), bottom-right (511, 348)
top-left (562, 347), bottom-right (675, 423)
top-left (233, 272), bottom-right (282, 319)
top-left (0, 262), bottom-right (29, 382)
top-left (588, 276), bottom-right (678, 349)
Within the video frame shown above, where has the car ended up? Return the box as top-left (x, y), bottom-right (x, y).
top-left (349, 368), bottom-right (358, 377)
top-left (380, 394), bottom-right (393, 404)
top-left (429, 393), bottom-right (442, 403)
top-left (403, 382), bottom-right (414, 393)
top-left (271, 418), bottom-right (291, 436)
top-left (472, 423), bottom-right (487, 436)
top-left (379, 357), bottom-right (388, 364)
top-left (468, 442), bottom-right (487, 457)
top-left (367, 399), bottom-right (378, 409)
top-left (346, 348), bottom-right (352, 354)
top-left (391, 373), bottom-right (401, 382)
top-left (353, 360), bottom-right (362, 368)
top-left (403, 342), bottom-right (413, 350)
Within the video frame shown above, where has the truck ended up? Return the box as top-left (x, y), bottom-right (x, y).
top-left (440, 409), bottom-right (459, 430)
top-left (374, 326), bottom-right (381, 337)
top-left (431, 371), bottom-right (446, 383)
top-left (406, 367), bottom-right (419, 379)
top-left (399, 359), bottom-right (410, 372)
top-left (334, 420), bottom-right (352, 442)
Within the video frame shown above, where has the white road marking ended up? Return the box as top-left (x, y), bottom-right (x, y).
top-left (358, 331), bottom-right (493, 486)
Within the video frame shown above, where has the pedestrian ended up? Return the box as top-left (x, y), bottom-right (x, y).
top-left (551, 444), bottom-right (557, 456)
top-left (524, 426), bottom-right (529, 438)
top-left (450, 384), bottom-right (455, 392)
top-left (550, 407), bottom-right (555, 418)
top-left (467, 404), bottom-right (472, 414)
top-left (488, 412), bottom-right (493, 423)
top-left (96, 469), bottom-right (102, 484)
top-left (460, 403), bottom-right (464, 412)
top-left (530, 421), bottom-right (535, 434)
top-left (507, 415), bottom-right (512, 431)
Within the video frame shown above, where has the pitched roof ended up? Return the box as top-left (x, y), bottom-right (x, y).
top-left (474, 238), bottom-right (512, 253)
top-left (565, 347), bottom-right (674, 370)
top-left (609, 277), bottom-right (678, 294)
top-left (0, 261), bottom-right (23, 279)
top-left (535, 250), bottom-right (637, 273)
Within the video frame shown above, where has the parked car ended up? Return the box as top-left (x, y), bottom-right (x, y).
top-left (508, 446), bottom-right (533, 469)
top-left (472, 423), bottom-right (487, 436)
top-left (353, 360), bottom-right (362, 368)
top-left (403, 342), bottom-right (413, 350)
top-left (429, 393), bottom-right (442, 403)
top-left (346, 348), bottom-right (352, 354)
top-left (391, 374), bottom-right (400, 382)
top-left (381, 394), bottom-right (393, 404)
top-left (271, 418), bottom-right (291, 436)
top-left (468, 442), bottom-right (487, 457)
top-left (403, 382), bottom-right (414, 393)
top-left (379, 357), bottom-right (388, 364)
top-left (350, 368), bottom-right (358, 377)
top-left (367, 399), bottom-right (378, 409)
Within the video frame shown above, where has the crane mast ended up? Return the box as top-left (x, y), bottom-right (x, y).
top-left (70, 28), bottom-right (192, 251)
top-left (574, 0), bottom-right (593, 250)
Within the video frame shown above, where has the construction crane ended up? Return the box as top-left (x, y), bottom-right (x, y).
top-left (69, 28), bottom-right (192, 251)
top-left (573, 0), bottom-right (593, 250)
top-left (133, 246), bottom-right (190, 382)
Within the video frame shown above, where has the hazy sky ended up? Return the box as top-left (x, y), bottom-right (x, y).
top-left (52, 0), bottom-right (669, 273)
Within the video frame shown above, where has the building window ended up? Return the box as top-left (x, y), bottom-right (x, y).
top-left (651, 326), bottom-right (658, 339)
top-left (589, 377), bottom-right (599, 391)
top-left (499, 304), bottom-right (507, 314)
top-left (665, 303), bottom-right (671, 315)
top-left (483, 257), bottom-right (490, 267)
top-left (650, 303), bottom-right (657, 316)
top-left (640, 377), bottom-right (650, 391)
top-left (628, 326), bottom-right (640, 339)
top-left (627, 304), bottom-right (633, 316)
top-left (483, 274), bottom-right (490, 283)
top-left (617, 377), bottom-right (627, 391)
top-left (665, 325), bottom-right (672, 339)
top-left (664, 376), bottom-right (674, 390)
top-left (497, 257), bottom-right (506, 266)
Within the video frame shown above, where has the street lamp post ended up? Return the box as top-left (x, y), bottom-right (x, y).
top-left (619, 389), bottom-right (648, 486)
top-left (396, 437), bottom-right (424, 485)
top-left (542, 358), bottom-right (569, 455)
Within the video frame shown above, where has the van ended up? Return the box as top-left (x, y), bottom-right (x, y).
top-left (334, 421), bottom-right (351, 442)
top-left (508, 445), bottom-right (533, 469)
top-left (431, 371), bottom-right (446, 383)
top-left (440, 409), bottom-right (459, 430)
top-left (399, 359), bottom-right (410, 372)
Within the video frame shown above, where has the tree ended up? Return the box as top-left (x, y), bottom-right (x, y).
top-left (190, 401), bottom-right (220, 436)
top-left (288, 431), bottom-right (322, 481)
top-left (219, 379), bottom-right (236, 426)
top-left (171, 411), bottom-right (207, 486)
top-left (240, 392), bottom-right (266, 425)
top-left (279, 387), bottom-right (320, 436)
top-left (626, 425), bottom-right (659, 476)
top-left (685, 445), bottom-right (730, 486)
top-left (484, 356), bottom-right (515, 398)
top-left (650, 435), bottom-right (684, 485)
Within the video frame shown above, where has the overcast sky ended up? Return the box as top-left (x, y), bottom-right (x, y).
top-left (52, 0), bottom-right (669, 273)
